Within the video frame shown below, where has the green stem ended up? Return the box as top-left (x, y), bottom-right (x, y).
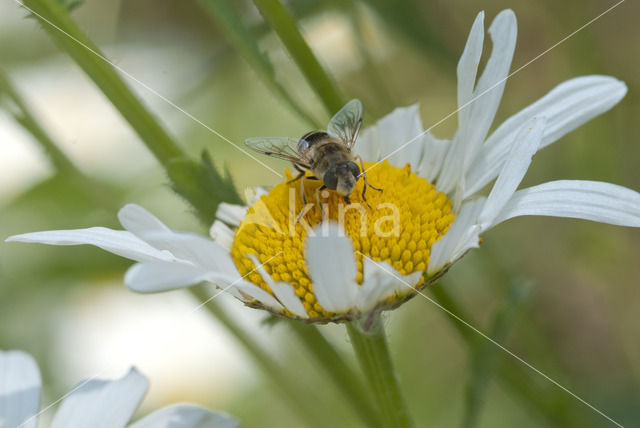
top-left (22, 0), bottom-right (185, 169)
top-left (189, 287), bottom-right (325, 428)
top-left (0, 70), bottom-right (80, 176)
top-left (198, 0), bottom-right (321, 128)
top-left (430, 283), bottom-right (584, 427)
top-left (252, 0), bottom-right (345, 115)
top-left (462, 281), bottom-right (532, 428)
top-left (346, 320), bottom-right (413, 428)
top-left (288, 321), bottom-right (383, 428)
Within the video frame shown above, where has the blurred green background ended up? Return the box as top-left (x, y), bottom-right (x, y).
top-left (1, 0), bottom-right (638, 427)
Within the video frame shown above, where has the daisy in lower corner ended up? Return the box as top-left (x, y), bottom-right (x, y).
top-left (0, 350), bottom-right (238, 428)
top-left (6, 9), bottom-right (640, 324)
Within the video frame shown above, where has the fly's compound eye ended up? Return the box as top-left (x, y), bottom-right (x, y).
top-left (323, 168), bottom-right (339, 190)
top-left (346, 161), bottom-right (360, 178)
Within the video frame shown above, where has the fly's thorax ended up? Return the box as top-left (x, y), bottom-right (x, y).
top-left (309, 142), bottom-right (353, 176)
top-left (297, 131), bottom-right (330, 156)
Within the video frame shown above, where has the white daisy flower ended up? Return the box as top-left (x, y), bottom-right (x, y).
top-left (0, 350), bottom-right (238, 428)
top-left (6, 9), bottom-right (640, 324)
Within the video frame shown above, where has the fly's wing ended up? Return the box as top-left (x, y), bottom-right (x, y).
top-left (244, 137), bottom-right (312, 169)
top-left (327, 99), bottom-right (363, 152)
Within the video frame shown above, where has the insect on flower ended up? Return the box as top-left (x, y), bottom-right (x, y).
top-left (245, 99), bottom-right (382, 219)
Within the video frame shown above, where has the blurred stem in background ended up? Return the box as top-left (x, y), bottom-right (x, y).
top-left (347, 1), bottom-right (396, 117)
top-left (197, 0), bottom-right (321, 128)
top-left (0, 70), bottom-right (79, 177)
top-left (462, 280), bottom-right (532, 428)
top-left (347, 319), bottom-right (413, 428)
top-left (430, 281), bottom-right (590, 427)
top-left (252, 0), bottom-right (345, 115)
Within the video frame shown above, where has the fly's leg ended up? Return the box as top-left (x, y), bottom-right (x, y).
top-left (295, 175), bottom-right (319, 223)
top-left (287, 164), bottom-right (309, 184)
top-left (355, 155), bottom-right (382, 209)
top-left (315, 185), bottom-right (327, 221)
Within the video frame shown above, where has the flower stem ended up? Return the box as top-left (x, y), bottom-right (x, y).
top-left (288, 321), bottom-right (383, 428)
top-left (252, 0), bottom-right (345, 115)
top-left (22, 0), bottom-right (185, 169)
top-left (0, 70), bottom-right (81, 176)
top-left (346, 319), bottom-right (413, 428)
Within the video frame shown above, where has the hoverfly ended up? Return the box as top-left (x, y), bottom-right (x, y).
top-left (245, 99), bottom-right (381, 218)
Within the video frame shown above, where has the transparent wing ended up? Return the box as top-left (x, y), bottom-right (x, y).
top-left (244, 137), bottom-right (312, 169)
top-left (327, 99), bottom-right (363, 152)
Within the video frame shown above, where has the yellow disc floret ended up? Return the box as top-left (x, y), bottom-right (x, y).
top-left (231, 161), bottom-right (454, 321)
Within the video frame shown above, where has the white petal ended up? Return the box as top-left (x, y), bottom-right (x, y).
top-left (354, 124), bottom-right (381, 162)
top-left (478, 117), bottom-right (545, 229)
top-left (0, 350), bottom-right (40, 428)
top-left (133, 231), bottom-right (238, 277)
top-left (457, 11), bottom-right (485, 130)
top-left (305, 223), bottom-right (359, 312)
top-left (51, 367), bottom-right (148, 428)
top-left (270, 282), bottom-right (308, 318)
top-left (436, 12), bottom-right (485, 194)
top-left (5, 228), bottom-right (175, 263)
top-left (234, 283), bottom-right (284, 311)
top-left (375, 104), bottom-right (424, 169)
top-left (463, 9), bottom-right (517, 166)
top-left (216, 203), bottom-right (247, 227)
top-left (416, 132), bottom-right (450, 182)
top-left (117, 204), bottom-right (170, 235)
top-left (243, 186), bottom-right (268, 205)
top-left (124, 262), bottom-right (213, 293)
top-left (246, 254), bottom-right (307, 318)
top-left (209, 220), bottom-right (235, 252)
top-left (128, 404), bottom-right (239, 428)
top-left (428, 198), bottom-right (486, 275)
top-left (357, 259), bottom-right (423, 312)
top-left (465, 76), bottom-right (628, 197)
top-left (492, 180), bottom-right (640, 228)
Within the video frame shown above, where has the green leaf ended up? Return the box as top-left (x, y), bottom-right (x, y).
top-left (57, 0), bottom-right (84, 11)
top-left (167, 151), bottom-right (243, 225)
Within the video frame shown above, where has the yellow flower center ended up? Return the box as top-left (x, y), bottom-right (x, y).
top-left (231, 161), bottom-right (454, 321)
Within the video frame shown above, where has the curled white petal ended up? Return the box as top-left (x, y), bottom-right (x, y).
top-left (462, 9), bottom-right (517, 167)
top-left (492, 180), bottom-right (640, 228)
top-left (305, 223), bottom-right (358, 312)
top-left (0, 350), bottom-right (41, 428)
top-left (51, 367), bottom-right (148, 428)
top-left (478, 117), bottom-right (546, 229)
